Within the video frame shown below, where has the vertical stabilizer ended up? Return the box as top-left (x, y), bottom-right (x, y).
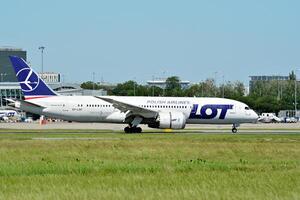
top-left (9, 56), bottom-right (57, 99)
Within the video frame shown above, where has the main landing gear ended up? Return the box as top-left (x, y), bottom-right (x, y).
top-left (124, 116), bottom-right (143, 133)
top-left (232, 123), bottom-right (240, 133)
top-left (124, 126), bottom-right (142, 133)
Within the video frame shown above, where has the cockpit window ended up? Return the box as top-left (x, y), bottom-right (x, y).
top-left (245, 107), bottom-right (250, 110)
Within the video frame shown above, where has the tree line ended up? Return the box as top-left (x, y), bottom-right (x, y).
top-left (81, 72), bottom-right (300, 114)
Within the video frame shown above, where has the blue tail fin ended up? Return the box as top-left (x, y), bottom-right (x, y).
top-left (9, 56), bottom-right (57, 99)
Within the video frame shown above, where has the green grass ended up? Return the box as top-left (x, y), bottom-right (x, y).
top-left (0, 131), bottom-right (299, 200)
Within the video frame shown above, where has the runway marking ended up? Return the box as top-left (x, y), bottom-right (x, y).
top-left (32, 137), bottom-right (121, 140)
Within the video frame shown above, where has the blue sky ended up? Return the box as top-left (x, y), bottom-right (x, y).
top-left (1, 0), bottom-right (300, 85)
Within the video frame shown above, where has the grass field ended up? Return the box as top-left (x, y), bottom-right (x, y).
top-left (0, 130), bottom-right (299, 200)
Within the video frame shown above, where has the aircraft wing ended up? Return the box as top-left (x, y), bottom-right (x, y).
top-left (95, 96), bottom-right (157, 118)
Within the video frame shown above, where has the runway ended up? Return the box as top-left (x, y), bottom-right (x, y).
top-left (0, 122), bottom-right (299, 134)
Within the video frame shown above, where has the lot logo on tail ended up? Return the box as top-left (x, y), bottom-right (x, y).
top-left (9, 56), bottom-right (57, 97)
top-left (16, 68), bottom-right (40, 92)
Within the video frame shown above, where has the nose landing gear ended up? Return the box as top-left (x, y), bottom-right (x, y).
top-left (232, 123), bottom-right (240, 133)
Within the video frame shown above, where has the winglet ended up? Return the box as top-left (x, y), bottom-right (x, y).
top-left (9, 56), bottom-right (58, 99)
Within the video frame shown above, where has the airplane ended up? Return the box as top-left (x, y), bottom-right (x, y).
top-left (8, 56), bottom-right (258, 133)
top-left (0, 109), bottom-right (19, 121)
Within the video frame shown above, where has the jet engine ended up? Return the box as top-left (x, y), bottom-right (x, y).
top-left (148, 111), bottom-right (186, 129)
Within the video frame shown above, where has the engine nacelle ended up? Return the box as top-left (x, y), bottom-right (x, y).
top-left (148, 111), bottom-right (186, 129)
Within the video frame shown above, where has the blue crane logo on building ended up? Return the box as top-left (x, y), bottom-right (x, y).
top-left (16, 68), bottom-right (40, 92)
top-left (189, 104), bottom-right (233, 119)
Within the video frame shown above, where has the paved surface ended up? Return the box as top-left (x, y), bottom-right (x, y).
top-left (0, 122), bottom-right (300, 134)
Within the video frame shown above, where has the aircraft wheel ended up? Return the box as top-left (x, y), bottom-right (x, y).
top-left (136, 127), bottom-right (142, 133)
top-left (124, 126), bottom-right (131, 133)
top-left (232, 127), bottom-right (237, 133)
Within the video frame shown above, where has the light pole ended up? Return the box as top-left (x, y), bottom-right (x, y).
top-left (152, 75), bottom-right (155, 96)
top-left (214, 71), bottom-right (218, 97)
top-left (294, 69), bottom-right (300, 118)
top-left (222, 74), bottom-right (225, 98)
top-left (92, 72), bottom-right (95, 90)
top-left (133, 77), bottom-right (136, 96)
top-left (38, 46), bottom-right (45, 77)
top-left (162, 70), bottom-right (166, 96)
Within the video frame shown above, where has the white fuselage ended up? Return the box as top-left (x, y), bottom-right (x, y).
top-left (17, 96), bottom-right (258, 125)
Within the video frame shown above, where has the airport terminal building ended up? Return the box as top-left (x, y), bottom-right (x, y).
top-left (147, 79), bottom-right (190, 89)
top-left (249, 75), bottom-right (290, 93)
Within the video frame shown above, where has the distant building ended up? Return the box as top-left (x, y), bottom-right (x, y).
top-left (0, 47), bottom-right (26, 82)
top-left (278, 110), bottom-right (300, 118)
top-left (147, 79), bottom-right (190, 89)
top-left (249, 75), bottom-right (289, 93)
top-left (38, 72), bottom-right (61, 83)
top-left (0, 82), bottom-right (22, 108)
